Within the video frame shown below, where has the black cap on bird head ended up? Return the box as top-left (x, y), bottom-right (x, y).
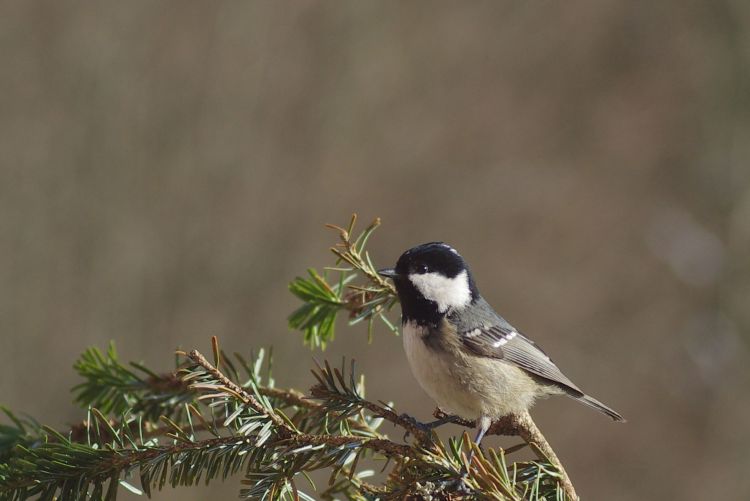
top-left (379, 242), bottom-right (479, 325)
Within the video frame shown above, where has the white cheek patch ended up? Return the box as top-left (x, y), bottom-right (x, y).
top-left (409, 270), bottom-right (472, 313)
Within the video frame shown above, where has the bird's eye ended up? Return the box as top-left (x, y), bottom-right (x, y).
top-left (417, 264), bottom-right (429, 274)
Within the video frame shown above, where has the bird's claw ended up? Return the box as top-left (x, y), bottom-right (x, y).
top-left (399, 412), bottom-right (464, 441)
top-left (399, 413), bottom-right (432, 432)
top-left (399, 413), bottom-right (431, 440)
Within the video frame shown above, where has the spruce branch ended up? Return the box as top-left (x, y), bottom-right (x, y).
top-left (1, 338), bottom-right (567, 500)
top-left (1, 213), bottom-right (581, 500)
top-left (72, 343), bottom-right (193, 421)
top-left (0, 408), bottom-right (40, 464)
top-left (1, 343), bottom-right (392, 499)
top-left (183, 348), bottom-right (292, 436)
top-left (184, 342), bottom-right (412, 459)
top-left (289, 214), bottom-right (399, 348)
top-left (431, 409), bottom-right (577, 500)
top-left (309, 359), bottom-right (431, 443)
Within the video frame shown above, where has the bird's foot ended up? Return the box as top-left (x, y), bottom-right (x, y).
top-left (398, 414), bottom-right (433, 440)
top-left (425, 410), bottom-right (463, 430)
top-left (399, 412), bottom-right (459, 434)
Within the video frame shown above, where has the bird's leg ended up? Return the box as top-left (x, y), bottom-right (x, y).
top-left (464, 415), bottom-right (491, 468)
top-left (443, 415), bottom-right (491, 495)
top-left (473, 415), bottom-right (491, 446)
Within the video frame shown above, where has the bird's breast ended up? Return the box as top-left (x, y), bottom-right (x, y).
top-left (402, 320), bottom-right (482, 418)
top-left (402, 320), bottom-right (544, 420)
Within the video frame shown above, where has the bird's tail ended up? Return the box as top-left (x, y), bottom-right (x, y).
top-left (575, 394), bottom-right (626, 422)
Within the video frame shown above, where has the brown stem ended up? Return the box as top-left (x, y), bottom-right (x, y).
top-left (18, 349), bottom-right (417, 497)
top-left (188, 350), bottom-right (294, 436)
top-left (310, 365), bottom-right (429, 442)
top-left (513, 411), bottom-right (577, 500)
top-left (144, 372), bottom-right (321, 410)
top-left (355, 400), bottom-right (430, 442)
top-left (66, 385), bottom-right (369, 445)
top-left (187, 349), bottom-right (414, 458)
top-left (432, 408), bottom-right (579, 500)
top-left (261, 387), bottom-right (317, 409)
top-left (4, 431), bottom-right (412, 492)
top-left (285, 434), bottom-right (412, 458)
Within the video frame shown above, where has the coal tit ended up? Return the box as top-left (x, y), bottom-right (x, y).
top-left (379, 242), bottom-right (624, 445)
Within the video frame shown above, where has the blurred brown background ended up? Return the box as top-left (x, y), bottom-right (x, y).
top-left (2, 1), bottom-right (749, 500)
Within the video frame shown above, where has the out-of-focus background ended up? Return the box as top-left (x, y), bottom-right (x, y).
top-left (1, 2), bottom-right (749, 500)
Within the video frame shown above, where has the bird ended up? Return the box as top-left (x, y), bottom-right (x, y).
top-left (378, 242), bottom-right (624, 447)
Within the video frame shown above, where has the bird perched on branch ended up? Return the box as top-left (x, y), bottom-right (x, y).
top-left (378, 242), bottom-right (624, 447)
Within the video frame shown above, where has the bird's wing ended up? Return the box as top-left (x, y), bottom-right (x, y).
top-left (459, 323), bottom-right (584, 397)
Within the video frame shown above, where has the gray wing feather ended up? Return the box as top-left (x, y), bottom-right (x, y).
top-left (450, 299), bottom-right (625, 421)
top-left (455, 305), bottom-right (583, 397)
top-left (463, 326), bottom-right (584, 396)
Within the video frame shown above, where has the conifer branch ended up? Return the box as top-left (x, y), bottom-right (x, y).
top-left (2, 343), bottom-right (567, 500)
top-left (1, 336), bottom-right (567, 499)
top-left (309, 359), bottom-right (431, 443)
top-left (289, 214), bottom-right (399, 348)
top-left (72, 343), bottom-right (194, 421)
top-left (184, 348), bottom-right (293, 436)
top-left (0, 213), bottom-right (575, 500)
top-left (432, 409), bottom-right (578, 499)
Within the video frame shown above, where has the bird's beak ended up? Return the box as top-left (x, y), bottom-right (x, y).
top-left (378, 268), bottom-right (398, 279)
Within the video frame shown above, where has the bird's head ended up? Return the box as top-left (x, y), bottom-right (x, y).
top-left (379, 242), bottom-right (479, 324)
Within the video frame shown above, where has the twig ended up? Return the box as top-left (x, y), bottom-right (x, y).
top-left (327, 216), bottom-right (396, 294)
top-left (350, 400), bottom-right (430, 443)
top-left (188, 349), bottom-right (415, 459)
top-left (283, 435), bottom-right (412, 458)
top-left (433, 408), bottom-right (578, 500)
top-left (261, 387), bottom-right (317, 409)
top-left (67, 418), bottom-right (209, 444)
top-left (188, 350), bottom-right (293, 436)
top-left (309, 362), bottom-right (430, 442)
top-left (514, 411), bottom-right (578, 501)
top-left (5, 432), bottom-right (412, 493)
top-left (64, 380), bottom-right (369, 446)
